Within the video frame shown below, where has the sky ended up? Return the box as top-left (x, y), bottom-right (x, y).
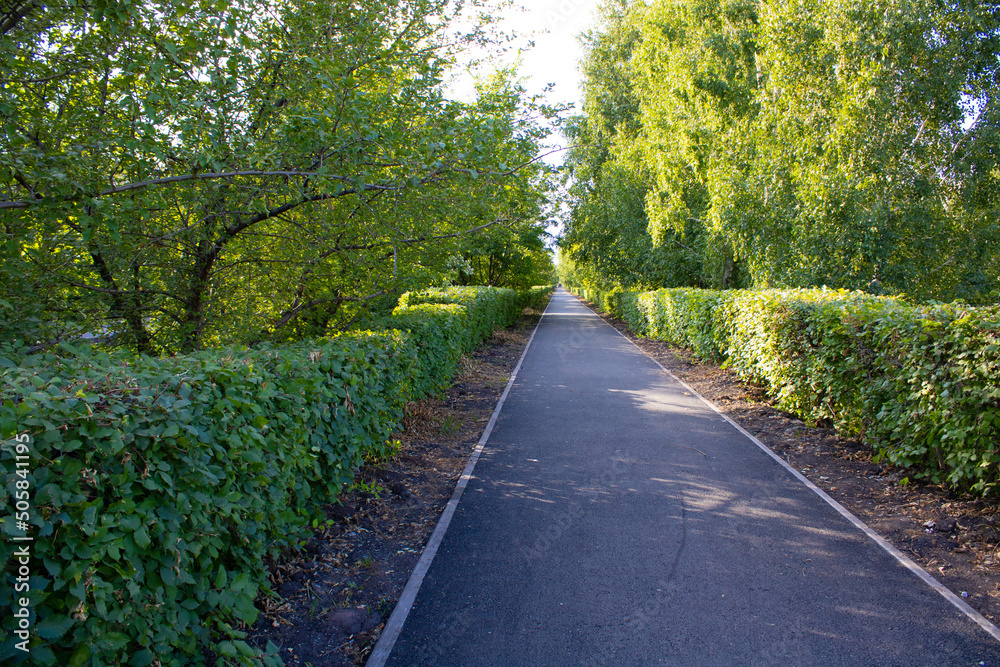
top-left (449, 0), bottom-right (603, 115)
top-left (501, 0), bottom-right (603, 109)
top-left (447, 1), bottom-right (604, 244)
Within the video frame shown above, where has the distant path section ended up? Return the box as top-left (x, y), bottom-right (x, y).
top-left (375, 287), bottom-right (1000, 666)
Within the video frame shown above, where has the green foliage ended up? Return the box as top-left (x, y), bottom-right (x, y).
top-left (632, 0), bottom-right (757, 288)
top-left (453, 224), bottom-right (555, 290)
top-left (1, 0), bottom-right (562, 354)
top-left (382, 285), bottom-right (552, 395)
top-left (444, 73), bottom-right (558, 292)
top-left (397, 286), bottom-right (523, 353)
top-left (570, 285), bottom-right (1000, 495)
top-left (0, 285), bottom-right (543, 663)
top-left (0, 333), bottom-right (410, 664)
top-left (735, 0), bottom-right (1000, 298)
top-left (564, 0), bottom-right (1000, 302)
top-left (560, 1), bottom-right (704, 295)
top-left (380, 303), bottom-right (467, 398)
top-left (637, 289), bottom-right (724, 361)
top-left (862, 304), bottom-right (1000, 493)
top-left (520, 285), bottom-right (556, 311)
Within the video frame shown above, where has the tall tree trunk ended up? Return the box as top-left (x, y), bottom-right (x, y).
top-left (88, 245), bottom-right (157, 355)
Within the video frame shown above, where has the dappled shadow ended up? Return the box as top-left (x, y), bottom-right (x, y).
top-left (388, 289), bottom-right (1000, 666)
top-left (465, 437), bottom-right (990, 664)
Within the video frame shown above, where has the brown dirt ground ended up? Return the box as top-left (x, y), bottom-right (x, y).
top-left (246, 293), bottom-right (1000, 666)
top-left (580, 298), bottom-right (1000, 630)
top-left (244, 307), bottom-right (546, 666)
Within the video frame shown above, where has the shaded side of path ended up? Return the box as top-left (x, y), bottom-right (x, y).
top-left (378, 288), bottom-right (1000, 666)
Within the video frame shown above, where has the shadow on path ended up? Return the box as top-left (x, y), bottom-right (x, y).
top-left (379, 289), bottom-right (1000, 667)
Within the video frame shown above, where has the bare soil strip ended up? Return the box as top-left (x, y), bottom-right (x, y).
top-left (247, 295), bottom-right (1000, 664)
top-left (580, 299), bottom-right (1000, 631)
top-left (246, 308), bottom-right (545, 666)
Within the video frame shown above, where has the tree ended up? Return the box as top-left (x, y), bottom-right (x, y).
top-left (433, 71), bottom-right (559, 290)
top-left (560, 0), bottom-right (702, 293)
top-left (631, 0), bottom-right (759, 288)
top-left (1, 0), bottom-right (560, 354)
top-left (746, 0), bottom-right (1000, 297)
top-left (565, 0), bottom-right (1000, 301)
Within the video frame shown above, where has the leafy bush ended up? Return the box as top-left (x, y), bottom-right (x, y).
top-left (520, 285), bottom-right (556, 311)
top-left (865, 304), bottom-right (1000, 492)
top-left (376, 303), bottom-right (466, 398)
top-left (0, 285), bottom-right (546, 664)
top-left (575, 287), bottom-right (604, 311)
top-left (0, 333), bottom-right (411, 665)
top-left (640, 289), bottom-right (723, 361)
top-left (397, 286), bottom-right (523, 353)
top-left (568, 285), bottom-right (1000, 495)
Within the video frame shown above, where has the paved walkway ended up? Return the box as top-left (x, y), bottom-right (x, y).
top-left (374, 288), bottom-right (1000, 666)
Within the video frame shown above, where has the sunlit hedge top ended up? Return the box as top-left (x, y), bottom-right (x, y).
top-left (576, 285), bottom-right (1000, 497)
top-left (0, 285), bottom-right (549, 665)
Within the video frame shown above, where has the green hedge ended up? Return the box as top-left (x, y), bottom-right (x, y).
top-left (381, 285), bottom-right (552, 397)
top-left (0, 333), bottom-right (409, 666)
top-left (520, 285), bottom-right (555, 311)
top-left (397, 286), bottom-right (522, 353)
top-left (376, 303), bottom-right (466, 398)
top-left (571, 285), bottom-right (1000, 495)
top-left (1, 286), bottom-right (550, 665)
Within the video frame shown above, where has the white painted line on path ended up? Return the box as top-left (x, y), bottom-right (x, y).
top-left (366, 296), bottom-right (553, 667)
top-left (580, 292), bottom-right (1000, 645)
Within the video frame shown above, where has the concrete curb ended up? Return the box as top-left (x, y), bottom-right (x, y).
top-left (576, 291), bottom-right (1000, 645)
top-left (365, 298), bottom-right (553, 666)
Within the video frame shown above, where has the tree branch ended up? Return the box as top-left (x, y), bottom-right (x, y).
top-left (453, 145), bottom-right (578, 178)
top-left (0, 170), bottom-right (401, 210)
top-left (270, 289), bottom-right (387, 331)
top-left (0, 0), bottom-right (40, 36)
top-left (331, 215), bottom-right (514, 252)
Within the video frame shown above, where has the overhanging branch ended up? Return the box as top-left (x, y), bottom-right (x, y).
top-left (1, 143), bottom-right (573, 212)
top-left (0, 170), bottom-right (403, 210)
top-left (0, 0), bottom-right (40, 36)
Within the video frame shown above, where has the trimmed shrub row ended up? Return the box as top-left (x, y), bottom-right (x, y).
top-left (381, 285), bottom-right (551, 397)
top-left (396, 286), bottom-right (522, 357)
top-left (0, 334), bottom-right (406, 667)
top-left (520, 285), bottom-right (556, 311)
top-left (394, 284), bottom-right (552, 358)
top-left (571, 286), bottom-right (1000, 495)
top-left (0, 285), bottom-right (552, 665)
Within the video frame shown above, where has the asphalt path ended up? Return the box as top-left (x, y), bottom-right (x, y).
top-left (377, 287), bottom-right (1000, 666)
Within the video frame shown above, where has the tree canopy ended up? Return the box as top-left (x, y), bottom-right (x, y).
top-left (1, 0), bottom-right (558, 355)
top-left (560, 0), bottom-right (1000, 302)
